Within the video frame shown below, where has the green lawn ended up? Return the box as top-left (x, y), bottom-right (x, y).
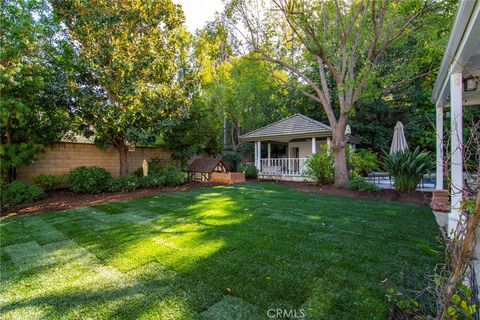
top-left (0, 182), bottom-right (442, 319)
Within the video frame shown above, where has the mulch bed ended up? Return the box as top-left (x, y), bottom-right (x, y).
top-left (1, 182), bottom-right (219, 219)
top-left (274, 181), bottom-right (432, 206)
top-left (1, 180), bottom-right (432, 219)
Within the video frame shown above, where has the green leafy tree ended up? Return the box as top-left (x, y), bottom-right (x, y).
top-left (0, 0), bottom-right (74, 181)
top-left (52, 0), bottom-right (190, 176)
top-left (206, 54), bottom-right (289, 151)
top-left (228, 0), bottom-right (441, 187)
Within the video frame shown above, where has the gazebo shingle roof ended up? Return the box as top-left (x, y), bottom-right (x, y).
top-left (239, 114), bottom-right (331, 140)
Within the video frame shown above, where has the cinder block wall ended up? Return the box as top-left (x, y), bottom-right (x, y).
top-left (16, 142), bottom-right (175, 182)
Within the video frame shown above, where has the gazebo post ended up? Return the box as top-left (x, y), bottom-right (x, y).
top-left (311, 137), bottom-right (316, 154)
top-left (254, 141), bottom-right (262, 172)
top-left (267, 143), bottom-right (271, 166)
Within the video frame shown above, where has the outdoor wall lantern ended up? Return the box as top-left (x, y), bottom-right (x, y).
top-left (463, 76), bottom-right (478, 92)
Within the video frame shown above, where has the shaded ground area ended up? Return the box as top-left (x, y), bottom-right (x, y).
top-left (1, 183), bottom-right (218, 218)
top-left (0, 182), bottom-right (442, 319)
top-left (277, 181), bottom-right (432, 206)
top-left (2, 180), bottom-right (432, 219)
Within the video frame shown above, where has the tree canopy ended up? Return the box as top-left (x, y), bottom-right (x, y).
top-left (52, 0), bottom-right (191, 176)
top-left (0, 0), bottom-right (74, 181)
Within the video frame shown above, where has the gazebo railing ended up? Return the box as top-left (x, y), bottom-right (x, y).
top-left (259, 158), bottom-right (307, 176)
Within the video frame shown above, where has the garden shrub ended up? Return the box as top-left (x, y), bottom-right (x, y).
top-left (160, 166), bottom-right (186, 186)
top-left (348, 176), bottom-right (380, 192)
top-left (69, 166), bottom-right (112, 193)
top-left (31, 174), bottom-right (67, 190)
top-left (382, 147), bottom-right (432, 192)
top-left (133, 157), bottom-right (165, 177)
top-left (304, 145), bottom-right (334, 185)
top-left (350, 149), bottom-right (378, 177)
top-left (139, 174), bottom-right (166, 188)
top-left (109, 176), bottom-right (140, 192)
top-left (239, 164), bottom-right (257, 179)
top-left (221, 151), bottom-right (242, 172)
top-left (1, 180), bottom-right (45, 208)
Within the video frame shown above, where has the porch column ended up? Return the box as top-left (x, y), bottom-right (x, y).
top-left (435, 105), bottom-right (444, 190)
top-left (326, 137), bottom-right (331, 155)
top-left (267, 143), bottom-right (271, 166)
top-left (449, 72), bottom-right (464, 234)
top-left (254, 141), bottom-right (260, 171)
top-left (257, 141), bottom-right (262, 171)
top-left (311, 137), bottom-right (316, 154)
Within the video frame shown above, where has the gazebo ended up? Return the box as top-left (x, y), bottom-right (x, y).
top-left (239, 114), bottom-right (359, 181)
top-left (431, 1), bottom-right (479, 233)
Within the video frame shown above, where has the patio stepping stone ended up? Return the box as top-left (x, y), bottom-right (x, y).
top-left (201, 296), bottom-right (261, 320)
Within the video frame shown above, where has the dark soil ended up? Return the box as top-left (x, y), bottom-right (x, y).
top-left (1, 180), bottom-right (432, 219)
top-left (1, 182), bottom-right (219, 219)
top-left (274, 181), bottom-right (432, 206)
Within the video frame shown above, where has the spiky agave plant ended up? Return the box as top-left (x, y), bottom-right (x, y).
top-left (382, 147), bottom-right (433, 192)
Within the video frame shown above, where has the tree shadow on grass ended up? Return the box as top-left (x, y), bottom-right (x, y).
top-left (0, 183), bottom-right (444, 319)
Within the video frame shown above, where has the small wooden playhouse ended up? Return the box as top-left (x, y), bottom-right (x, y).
top-left (188, 159), bottom-right (228, 182)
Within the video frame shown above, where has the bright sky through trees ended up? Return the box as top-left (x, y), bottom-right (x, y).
top-left (172, 0), bottom-right (224, 32)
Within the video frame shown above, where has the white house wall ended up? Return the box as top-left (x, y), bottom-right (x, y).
top-left (287, 140), bottom-right (329, 158)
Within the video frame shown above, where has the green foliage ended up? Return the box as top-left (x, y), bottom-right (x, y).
top-left (52, 0), bottom-right (191, 175)
top-left (160, 166), bottom-right (187, 187)
top-left (31, 174), bottom-right (67, 191)
top-left (304, 146), bottom-right (334, 185)
top-left (348, 176), bottom-right (380, 192)
top-left (1, 0), bottom-right (75, 180)
top-left (139, 175), bottom-right (166, 188)
top-left (221, 151), bottom-right (242, 172)
top-left (382, 147), bottom-right (432, 192)
top-left (133, 158), bottom-right (166, 177)
top-left (1, 180), bottom-right (45, 208)
top-left (350, 148), bottom-right (378, 177)
top-left (201, 50), bottom-right (290, 151)
top-left (239, 164), bottom-right (257, 179)
top-left (109, 176), bottom-right (140, 193)
top-left (69, 166), bottom-right (112, 194)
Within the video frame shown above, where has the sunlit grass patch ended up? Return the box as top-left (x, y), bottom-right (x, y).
top-left (0, 182), bottom-right (442, 319)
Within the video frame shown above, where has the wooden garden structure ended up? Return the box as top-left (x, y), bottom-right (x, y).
top-left (188, 159), bottom-right (228, 182)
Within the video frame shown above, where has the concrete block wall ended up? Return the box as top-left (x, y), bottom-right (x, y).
top-left (16, 142), bottom-right (175, 182)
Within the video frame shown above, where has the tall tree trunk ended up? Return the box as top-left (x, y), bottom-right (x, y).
top-left (117, 141), bottom-right (129, 177)
top-left (331, 115), bottom-right (349, 188)
top-left (5, 122), bottom-right (16, 182)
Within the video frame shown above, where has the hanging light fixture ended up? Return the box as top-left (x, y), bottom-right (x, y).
top-left (464, 76), bottom-right (478, 92)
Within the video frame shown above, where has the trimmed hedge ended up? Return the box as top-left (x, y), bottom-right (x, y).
top-left (69, 166), bottom-right (112, 194)
top-left (239, 164), bottom-right (257, 179)
top-left (1, 181), bottom-right (45, 208)
top-left (109, 176), bottom-right (140, 193)
top-left (32, 174), bottom-right (67, 190)
top-left (348, 176), bottom-right (380, 192)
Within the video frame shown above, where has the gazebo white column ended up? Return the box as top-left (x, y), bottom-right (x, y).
top-left (254, 141), bottom-right (260, 170)
top-left (435, 105), bottom-right (444, 190)
top-left (311, 137), bottom-right (316, 154)
top-left (448, 72), bottom-right (464, 234)
top-left (257, 141), bottom-right (262, 171)
top-left (326, 137), bottom-right (331, 155)
top-left (267, 143), bottom-right (271, 165)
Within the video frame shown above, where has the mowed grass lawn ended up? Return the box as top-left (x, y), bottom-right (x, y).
top-left (0, 183), bottom-right (442, 319)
